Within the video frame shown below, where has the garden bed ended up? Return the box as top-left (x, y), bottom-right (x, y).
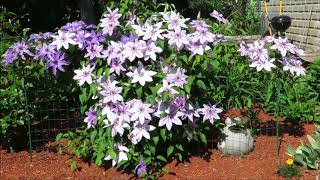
top-left (1, 123), bottom-right (318, 180)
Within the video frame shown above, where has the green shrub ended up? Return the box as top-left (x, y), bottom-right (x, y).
top-left (287, 125), bottom-right (320, 169)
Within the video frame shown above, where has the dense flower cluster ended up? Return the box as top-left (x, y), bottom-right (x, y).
top-left (1, 8), bottom-right (230, 167)
top-left (238, 37), bottom-right (305, 76)
top-left (1, 7), bottom-right (307, 170)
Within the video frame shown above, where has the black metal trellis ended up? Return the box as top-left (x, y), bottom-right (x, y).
top-left (23, 86), bottom-right (83, 160)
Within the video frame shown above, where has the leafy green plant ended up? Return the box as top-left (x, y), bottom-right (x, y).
top-left (287, 125), bottom-right (320, 169)
top-left (276, 164), bottom-right (301, 180)
top-left (67, 158), bottom-right (79, 172)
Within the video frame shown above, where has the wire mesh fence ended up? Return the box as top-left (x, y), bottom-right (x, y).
top-left (26, 90), bottom-right (83, 152)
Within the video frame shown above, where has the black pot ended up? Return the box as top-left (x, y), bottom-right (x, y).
top-left (270, 15), bottom-right (292, 32)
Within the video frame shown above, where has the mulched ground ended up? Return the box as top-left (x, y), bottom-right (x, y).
top-left (1, 109), bottom-right (319, 179)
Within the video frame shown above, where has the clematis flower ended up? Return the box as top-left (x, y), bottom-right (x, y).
top-left (249, 58), bottom-right (276, 72)
top-left (126, 12), bottom-right (137, 26)
top-left (135, 157), bottom-right (147, 177)
top-left (126, 63), bottom-right (157, 86)
top-left (210, 10), bottom-right (228, 24)
top-left (73, 64), bottom-right (95, 86)
top-left (144, 41), bottom-right (163, 61)
top-left (60, 21), bottom-right (87, 33)
top-left (100, 8), bottom-right (121, 36)
top-left (238, 41), bottom-right (250, 56)
top-left (158, 105), bottom-right (183, 131)
top-left (104, 143), bottom-right (129, 166)
top-left (141, 22), bottom-right (165, 42)
top-left (282, 56), bottom-right (306, 76)
top-left (190, 28), bottom-right (214, 44)
top-left (129, 101), bottom-right (153, 124)
top-left (161, 11), bottom-right (189, 30)
top-left (189, 20), bottom-right (210, 31)
top-left (12, 41), bottom-right (34, 60)
top-left (100, 82), bottom-right (123, 103)
top-left (182, 103), bottom-right (200, 122)
top-left (129, 120), bottom-right (155, 144)
top-left (115, 103), bottom-right (132, 123)
top-left (2, 49), bottom-right (17, 64)
top-left (270, 37), bottom-right (294, 57)
top-left (46, 52), bottom-right (69, 75)
top-left (105, 111), bottom-right (130, 137)
top-left (166, 68), bottom-right (188, 88)
top-left (157, 79), bottom-right (179, 95)
top-left (186, 39), bottom-right (210, 56)
top-left (164, 29), bottom-right (189, 50)
top-left (50, 30), bottom-right (77, 50)
top-left (123, 40), bottom-right (146, 61)
top-left (199, 104), bottom-right (222, 124)
top-left (247, 40), bottom-right (268, 61)
top-left (84, 108), bottom-right (97, 128)
top-left (85, 44), bottom-right (104, 60)
top-left (110, 58), bottom-right (126, 75)
top-left (34, 43), bottom-right (56, 62)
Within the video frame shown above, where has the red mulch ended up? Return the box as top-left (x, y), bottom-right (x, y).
top-left (1, 109), bottom-right (319, 180)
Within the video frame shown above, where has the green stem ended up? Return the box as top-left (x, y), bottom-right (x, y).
top-left (22, 67), bottom-right (32, 161)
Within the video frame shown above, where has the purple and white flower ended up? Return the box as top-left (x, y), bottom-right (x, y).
top-left (199, 104), bottom-right (222, 124)
top-left (282, 56), bottom-right (306, 76)
top-left (100, 8), bottom-right (121, 36)
top-left (129, 101), bottom-right (153, 124)
top-left (73, 64), bottom-right (95, 86)
top-left (249, 58), bottom-right (276, 72)
top-left (158, 105), bottom-right (183, 131)
top-left (46, 52), bottom-right (69, 75)
top-left (164, 29), bottom-right (189, 50)
top-left (123, 40), bottom-right (146, 61)
top-left (144, 41), bottom-right (163, 61)
top-left (210, 10), bottom-right (228, 24)
top-left (100, 82), bottom-right (123, 103)
top-left (105, 111), bottom-right (130, 137)
top-left (126, 63), bottom-right (157, 86)
top-left (104, 143), bottom-right (129, 166)
top-left (157, 79), bottom-right (179, 95)
top-left (166, 68), bottom-right (188, 88)
top-left (50, 30), bottom-right (77, 50)
top-left (85, 44), bottom-right (104, 60)
top-left (84, 109), bottom-right (97, 128)
top-left (129, 120), bottom-right (155, 144)
top-left (161, 11), bottom-right (189, 30)
top-left (11, 41), bottom-right (34, 60)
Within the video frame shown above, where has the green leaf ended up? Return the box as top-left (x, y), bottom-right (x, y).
top-left (286, 146), bottom-right (296, 156)
top-left (144, 150), bottom-right (151, 156)
top-left (199, 133), bottom-right (207, 144)
top-left (149, 145), bottom-right (156, 155)
top-left (97, 67), bottom-right (104, 76)
top-left (107, 148), bottom-right (117, 160)
top-left (152, 136), bottom-right (159, 145)
top-left (156, 155), bottom-right (167, 162)
top-left (176, 153), bottom-right (183, 161)
top-left (162, 91), bottom-right (169, 102)
top-left (90, 130), bottom-right (98, 142)
top-left (136, 86), bottom-right (143, 98)
top-left (175, 144), bottom-right (184, 151)
top-left (160, 128), bottom-right (166, 141)
top-left (55, 133), bottom-right (63, 141)
top-left (167, 145), bottom-right (174, 157)
top-left (196, 80), bottom-right (207, 90)
top-left (307, 135), bottom-right (319, 149)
